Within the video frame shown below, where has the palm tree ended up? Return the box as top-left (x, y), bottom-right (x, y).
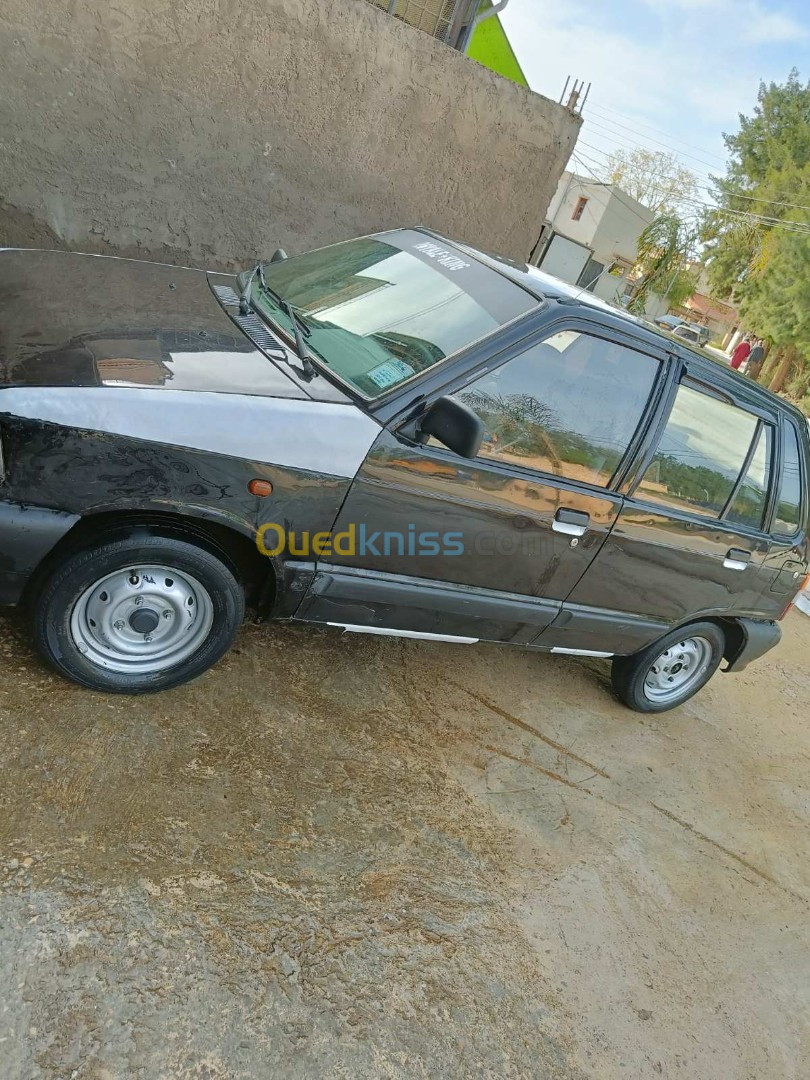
top-left (628, 214), bottom-right (698, 314)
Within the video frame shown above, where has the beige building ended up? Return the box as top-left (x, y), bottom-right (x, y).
top-left (532, 171), bottom-right (654, 304)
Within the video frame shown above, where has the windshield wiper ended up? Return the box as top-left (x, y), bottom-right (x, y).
top-left (238, 262), bottom-right (262, 315)
top-left (280, 299), bottom-right (318, 379)
top-left (238, 262), bottom-right (318, 379)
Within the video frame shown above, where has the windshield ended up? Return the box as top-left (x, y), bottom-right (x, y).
top-left (250, 230), bottom-right (537, 398)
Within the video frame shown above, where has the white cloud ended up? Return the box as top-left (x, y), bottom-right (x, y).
top-left (639, 0), bottom-right (808, 40)
top-left (739, 8), bottom-right (809, 43)
top-left (640, 0), bottom-right (806, 20)
top-left (640, 0), bottom-right (726, 9)
top-left (500, 0), bottom-right (807, 180)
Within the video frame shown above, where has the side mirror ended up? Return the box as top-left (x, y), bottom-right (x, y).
top-left (270, 248), bottom-right (288, 263)
top-left (418, 395), bottom-right (484, 459)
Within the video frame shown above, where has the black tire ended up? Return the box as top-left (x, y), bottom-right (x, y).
top-left (611, 621), bottom-right (725, 713)
top-left (33, 533), bottom-right (245, 694)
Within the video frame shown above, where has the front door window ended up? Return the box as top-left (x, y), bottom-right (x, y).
top-left (455, 329), bottom-right (661, 487)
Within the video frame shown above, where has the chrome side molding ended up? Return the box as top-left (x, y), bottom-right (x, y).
top-left (328, 623), bottom-right (479, 644)
top-left (550, 646), bottom-right (613, 657)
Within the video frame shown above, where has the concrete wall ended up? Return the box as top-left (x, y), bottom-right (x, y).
top-left (0, 0), bottom-right (580, 270)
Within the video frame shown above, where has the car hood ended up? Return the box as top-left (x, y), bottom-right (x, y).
top-left (0, 249), bottom-right (347, 402)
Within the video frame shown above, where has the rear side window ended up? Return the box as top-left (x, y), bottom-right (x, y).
top-left (773, 422), bottom-right (804, 535)
top-left (636, 383), bottom-right (759, 518)
top-left (457, 330), bottom-right (660, 487)
top-left (726, 424), bottom-right (773, 529)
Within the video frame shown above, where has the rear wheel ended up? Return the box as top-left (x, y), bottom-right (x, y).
top-left (33, 533), bottom-right (244, 693)
top-left (611, 622), bottom-right (725, 713)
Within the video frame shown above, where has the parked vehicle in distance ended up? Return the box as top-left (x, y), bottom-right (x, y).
top-left (653, 314), bottom-right (683, 332)
top-left (1, 229), bottom-right (808, 711)
top-left (671, 323), bottom-right (705, 346)
top-left (655, 314), bottom-right (710, 346)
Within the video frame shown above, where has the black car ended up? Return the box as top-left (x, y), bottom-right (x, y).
top-left (1, 229), bottom-right (808, 711)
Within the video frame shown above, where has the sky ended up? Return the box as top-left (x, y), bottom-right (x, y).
top-left (500, 0), bottom-right (810, 202)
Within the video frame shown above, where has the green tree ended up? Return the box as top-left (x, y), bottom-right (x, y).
top-left (664, 267), bottom-right (701, 310)
top-left (738, 228), bottom-right (810, 395)
top-left (703, 70), bottom-right (810, 406)
top-left (627, 214), bottom-right (698, 314)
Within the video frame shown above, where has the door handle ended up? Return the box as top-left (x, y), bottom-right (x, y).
top-left (723, 548), bottom-right (751, 571)
top-left (552, 508), bottom-right (590, 537)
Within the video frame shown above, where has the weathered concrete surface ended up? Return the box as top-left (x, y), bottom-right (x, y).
top-left (0, 0), bottom-right (579, 268)
top-left (0, 609), bottom-right (808, 1077)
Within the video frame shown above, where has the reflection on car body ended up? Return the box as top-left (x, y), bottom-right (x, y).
top-left (0, 228), bottom-right (807, 712)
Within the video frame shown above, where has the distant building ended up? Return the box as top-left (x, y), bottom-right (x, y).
top-left (678, 267), bottom-right (740, 346)
top-left (531, 171), bottom-right (654, 303)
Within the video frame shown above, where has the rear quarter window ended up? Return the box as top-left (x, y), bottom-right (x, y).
top-left (772, 421), bottom-right (805, 536)
top-left (636, 383), bottom-right (759, 518)
top-left (726, 423), bottom-right (773, 530)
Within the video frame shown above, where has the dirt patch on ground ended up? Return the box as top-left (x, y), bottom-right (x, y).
top-left (1, 610), bottom-right (808, 1077)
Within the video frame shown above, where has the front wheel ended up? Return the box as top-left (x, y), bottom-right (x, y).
top-left (33, 533), bottom-right (245, 693)
top-left (611, 622), bottom-right (725, 713)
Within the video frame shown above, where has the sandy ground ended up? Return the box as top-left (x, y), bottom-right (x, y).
top-left (0, 607), bottom-right (808, 1079)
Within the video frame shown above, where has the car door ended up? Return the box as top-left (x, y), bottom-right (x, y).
top-left (295, 319), bottom-right (669, 644)
top-left (757, 415), bottom-right (810, 610)
top-left (549, 366), bottom-right (783, 654)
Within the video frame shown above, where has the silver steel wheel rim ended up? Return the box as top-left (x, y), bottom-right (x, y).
top-left (643, 636), bottom-right (713, 704)
top-left (70, 564), bottom-right (214, 675)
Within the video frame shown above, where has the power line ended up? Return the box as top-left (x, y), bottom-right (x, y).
top-left (580, 127), bottom-right (717, 190)
top-left (578, 132), bottom-right (718, 192)
top-left (586, 102), bottom-right (729, 166)
top-left (572, 148), bottom-right (810, 235)
top-left (702, 181), bottom-right (810, 215)
top-left (587, 99), bottom-right (728, 151)
top-left (576, 143), bottom-right (810, 222)
top-left (679, 200), bottom-right (810, 233)
top-left (569, 151), bottom-right (675, 233)
top-left (583, 115), bottom-right (723, 173)
top-left (579, 130), bottom-right (810, 215)
top-left (578, 146), bottom-right (760, 224)
top-left (576, 140), bottom-right (716, 193)
top-left (583, 116), bottom-right (810, 232)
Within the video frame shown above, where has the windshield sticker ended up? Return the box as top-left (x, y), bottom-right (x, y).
top-left (366, 358), bottom-right (416, 389)
top-left (413, 241), bottom-right (470, 272)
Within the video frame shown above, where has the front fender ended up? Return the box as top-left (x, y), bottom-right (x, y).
top-left (0, 499), bottom-right (79, 604)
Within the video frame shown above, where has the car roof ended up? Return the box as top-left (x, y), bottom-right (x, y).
top-left (413, 227), bottom-right (808, 432)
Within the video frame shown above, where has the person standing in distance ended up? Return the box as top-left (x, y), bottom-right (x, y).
top-left (745, 338), bottom-right (766, 380)
top-left (730, 334), bottom-right (751, 370)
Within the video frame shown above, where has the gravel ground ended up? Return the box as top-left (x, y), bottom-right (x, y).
top-left (0, 608), bottom-right (808, 1079)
